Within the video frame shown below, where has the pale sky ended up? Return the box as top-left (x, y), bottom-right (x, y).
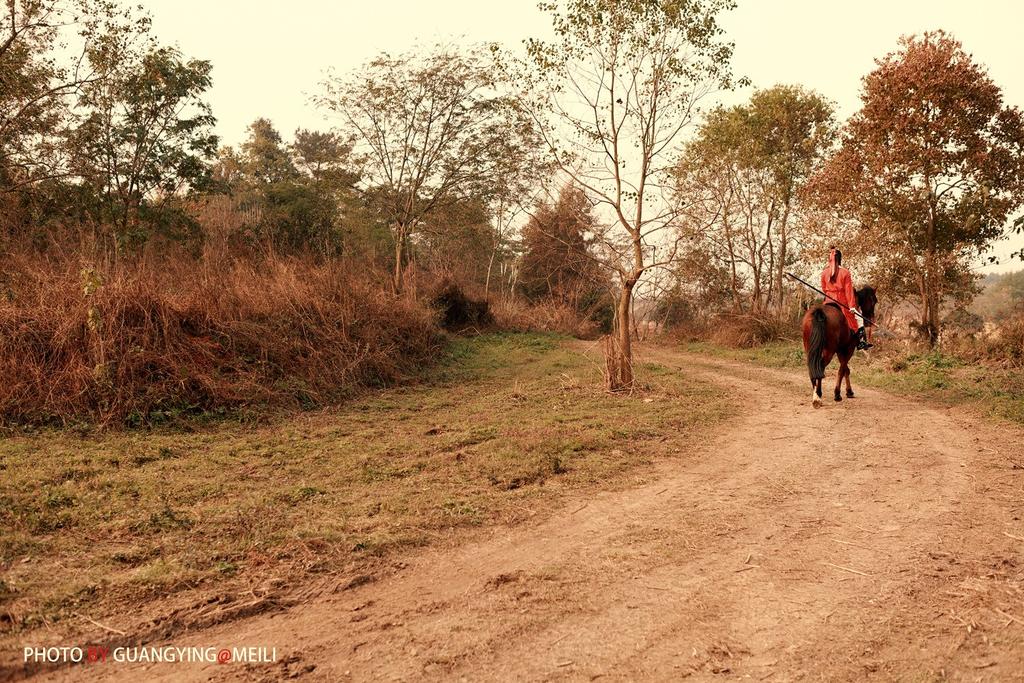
top-left (143, 0), bottom-right (1024, 272)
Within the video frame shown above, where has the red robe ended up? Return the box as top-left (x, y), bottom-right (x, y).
top-left (821, 265), bottom-right (859, 331)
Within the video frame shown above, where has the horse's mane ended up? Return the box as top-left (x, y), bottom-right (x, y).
top-left (855, 286), bottom-right (878, 325)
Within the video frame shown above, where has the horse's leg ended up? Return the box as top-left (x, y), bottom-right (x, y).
top-left (834, 358), bottom-right (845, 402)
top-left (845, 361), bottom-right (855, 398)
top-left (813, 350), bottom-right (832, 408)
top-left (810, 354), bottom-right (822, 403)
top-left (822, 350), bottom-right (834, 401)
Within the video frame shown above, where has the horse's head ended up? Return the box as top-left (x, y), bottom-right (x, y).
top-left (856, 286), bottom-right (878, 324)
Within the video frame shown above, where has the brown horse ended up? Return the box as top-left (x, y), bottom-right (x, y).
top-left (802, 286), bottom-right (878, 408)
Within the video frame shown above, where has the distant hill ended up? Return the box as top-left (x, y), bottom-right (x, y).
top-left (971, 270), bottom-right (1024, 320)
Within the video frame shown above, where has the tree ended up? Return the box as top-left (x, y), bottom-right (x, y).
top-left (972, 270), bottom-right (1024, 321)
top-left (3, 0), bottom-right (85, 192)
top-left (1011, 215), bottom-right (1024, 263)
top-left (416, 198), bottom-right (495, 284)
top-left (744, 86), bottom-right (835, 313)
top-left (517, 0), bottom-right (740, 389)
top-left (213, 120), bottom-right (364, 254)
top-left (239, 118), bottom-right (297, 184)
top-left (654, 244), bottom-right (733, 327)
top-left (481, 115), bottom-right (549, 299)
top-left (73, 42), bottom-right (217, 247)
top-left (676, 86), bottom-right (835, 314)
top-left (292, 128), bottom-right (357, 189)
top-left (290, 128), bottom-right (362, 253)
top-left (1, 0), bottom-right (148, 199)
top-left (316, 45), bottom-right (536, 293)
top-left (807, 31), bottom-right (1024, 345)
top-left (519, 184), bottom-right (609, 320)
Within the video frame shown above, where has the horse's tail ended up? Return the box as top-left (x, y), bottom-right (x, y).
top-left (807, 308), bottom-right (827, 381)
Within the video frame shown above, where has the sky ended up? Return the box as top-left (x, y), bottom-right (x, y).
top-left (143, 0), bottom-right (1024, 273)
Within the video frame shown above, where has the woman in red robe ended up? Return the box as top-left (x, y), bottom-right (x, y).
top-left (820, 247), bottom-right (872, 350)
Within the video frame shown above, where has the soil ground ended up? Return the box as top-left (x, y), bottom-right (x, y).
top-left (12, 344), bottom-right (1024, 681)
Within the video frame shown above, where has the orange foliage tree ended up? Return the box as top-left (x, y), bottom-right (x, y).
top-left (807, 31), bottom-right (1024, 345)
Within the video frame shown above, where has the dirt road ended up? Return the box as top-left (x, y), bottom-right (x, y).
top-left (48, 348), bottom-right (1024, 680)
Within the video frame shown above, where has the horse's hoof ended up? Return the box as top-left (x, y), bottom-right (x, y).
top-left (812, 396), bottom-right (822, 409)
top-left (846, 391), bottom-right (855, 398)
top-left (834, 394), bottom-right (842, 402)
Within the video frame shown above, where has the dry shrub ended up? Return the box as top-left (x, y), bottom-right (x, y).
top-left (994, 315), bottom-right (1024, 366)
top-left (707, 313), bottom-right (797, 348)
top-left (602, 333), bottom-right (632, 391)
top-left (661, 317), bottom-right (711, 343)
top-left (0, 251), bottom-right (441, 426)
top-left (943, 312), bottom-right (1024, 368)
top-left (491, 297), bottom-right (602, 339)
top-left (430, 279), bottom-right (493, 331)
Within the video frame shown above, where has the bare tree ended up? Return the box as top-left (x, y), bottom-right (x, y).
top-left (482, 110), bottom-right (549, 299)
top-left (316, 45), bottom-right (537, 293)
top-left (516, 0), bottom-right (740, 389)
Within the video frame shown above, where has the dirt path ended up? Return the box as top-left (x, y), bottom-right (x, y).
top-left (45, 348), bottom-right (1024, 681)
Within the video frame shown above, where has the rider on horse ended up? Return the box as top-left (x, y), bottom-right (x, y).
top-left (821, 247), bottom-right (873, 351)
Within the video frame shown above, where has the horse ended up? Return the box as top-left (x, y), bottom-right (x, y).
top-left (801, 286), bottom-right (878, 408)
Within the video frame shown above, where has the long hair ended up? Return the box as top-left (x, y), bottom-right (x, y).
top-left (828, 248), bottom-right (843, 283)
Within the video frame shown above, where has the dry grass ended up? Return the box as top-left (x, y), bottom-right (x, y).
top-left (942, 312), bottom-right (1024, 368)
top-left (0, 250), bottom-right (440, 426)
top-left (0, 333), bottom-right (729, 640)
top-left (665, 312), bottom-right (798, 349)
top-left (491, 297), bottom-right (604, 339)
top-left (707, 313), bottom-right (797, 348)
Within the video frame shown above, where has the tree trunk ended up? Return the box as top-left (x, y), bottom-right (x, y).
top-left (776, 202), bottom-right (791, 316)
top-left (927, 296), bottom-right (940, 345)
top-left (750, 262), bottom-right (761, 314)
top-left (610, 280), bottom-right (635, 390)
top-left (484, 247), bottom-right (497, 299)
top-left (724, 216), bottom-right (741, 312)
top-left (764, 203), bottom-right (776, 311)
top-left (923, 197), bottom-right (940, 346)
top-left (924, 248), bottom-right (940, 346)
top-left (631, 293), bottom-right (643, 341)
top-left (392, 224), bottom-right (406, 294)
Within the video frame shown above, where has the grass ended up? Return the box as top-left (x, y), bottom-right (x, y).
top-left (684, 340), bottom-right (1024, 425)
top-left (0, 332), bottom-right (730, 636)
